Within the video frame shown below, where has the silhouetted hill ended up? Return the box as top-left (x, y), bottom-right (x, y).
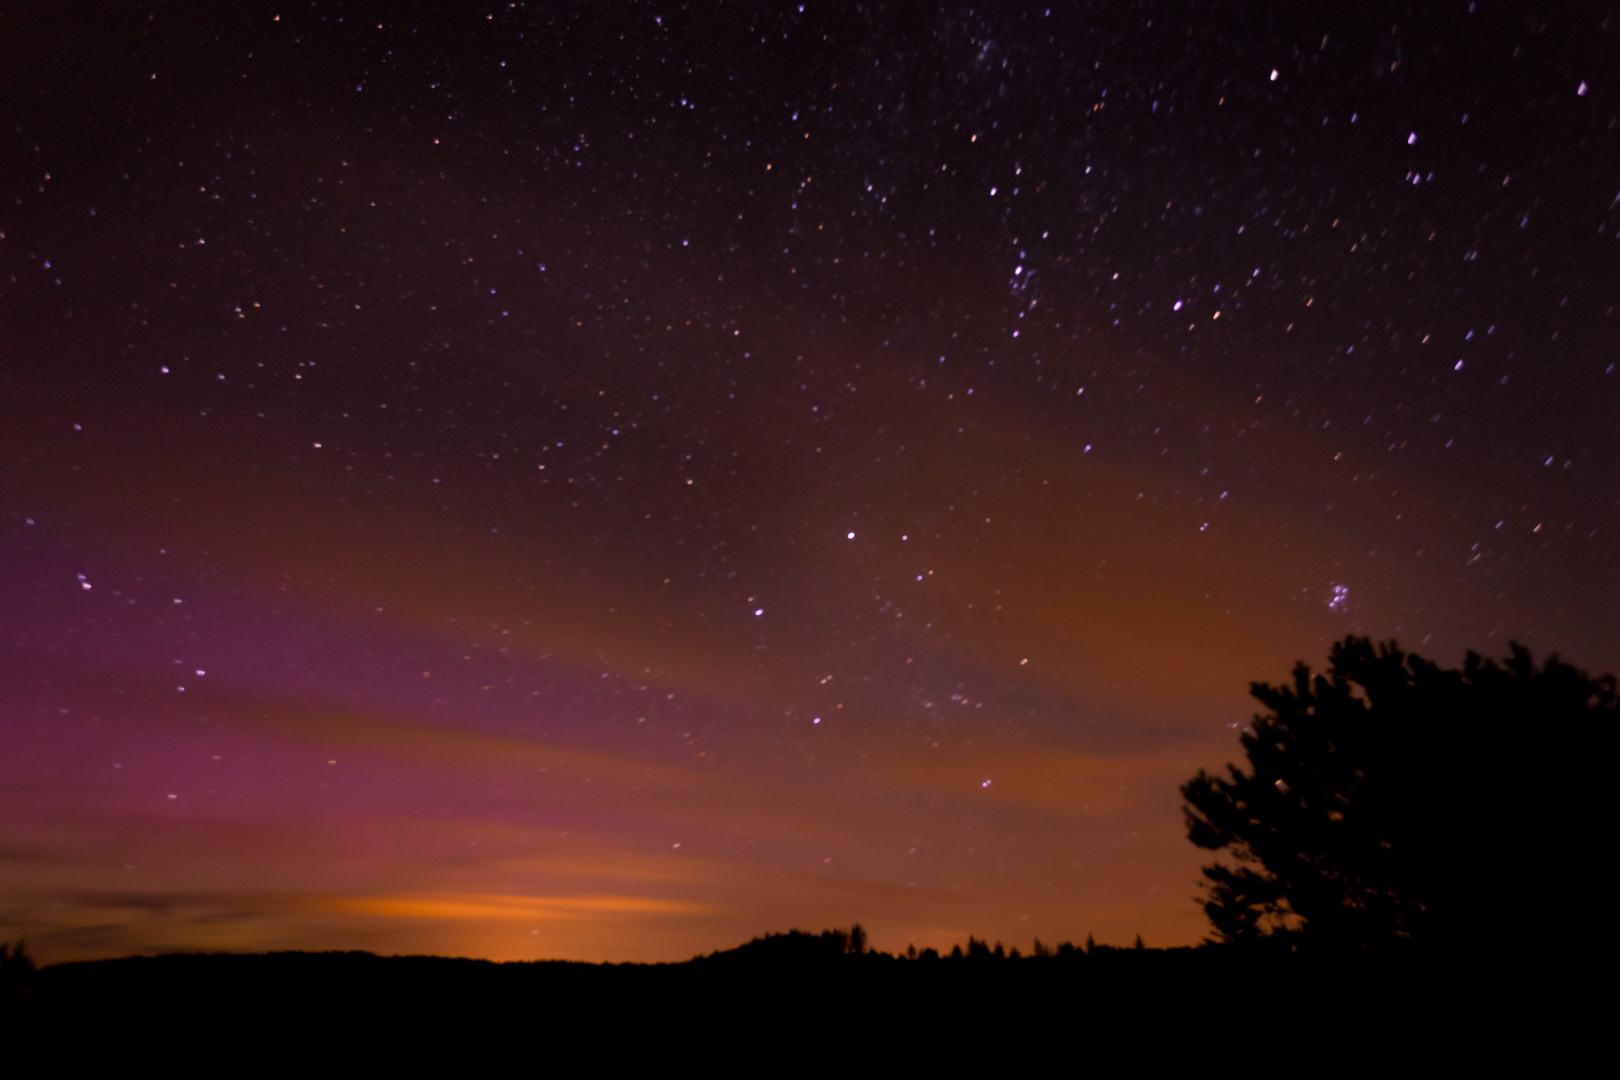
top-left (0, 935), bottom-right (1545, 1065)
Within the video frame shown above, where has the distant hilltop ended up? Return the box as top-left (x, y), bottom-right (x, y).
top-left (1, 928), bottom-right (1519, 1063)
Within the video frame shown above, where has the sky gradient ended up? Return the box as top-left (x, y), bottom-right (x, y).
top-left (2, 1), bottom-right (1617, 964)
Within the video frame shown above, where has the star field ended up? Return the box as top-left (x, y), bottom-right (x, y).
top-left (1, 2), bottom-right (1616, 962)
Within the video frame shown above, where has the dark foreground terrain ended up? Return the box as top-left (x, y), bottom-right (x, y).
top-left (0, 935), bottom-right (1561, 1065)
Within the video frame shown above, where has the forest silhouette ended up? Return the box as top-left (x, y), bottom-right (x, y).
top-left (4, 637), bottom-right (1609, 1059)
top-left (0, 931), bottom-right (1428, 1061)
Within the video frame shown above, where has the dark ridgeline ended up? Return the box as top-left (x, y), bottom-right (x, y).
top-left (0, 929), bottom-right (1472, 1063)
top-left (1182, 636), bottom-right (1617, 959)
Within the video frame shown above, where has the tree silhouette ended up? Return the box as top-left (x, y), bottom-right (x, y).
top-left (0, 938), bottom-right (34, 982)
top-left (1182, 636), bottom-right (1616, 953)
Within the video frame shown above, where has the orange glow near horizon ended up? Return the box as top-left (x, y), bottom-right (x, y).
top-left (0, 363), bottom-right (1575, 965)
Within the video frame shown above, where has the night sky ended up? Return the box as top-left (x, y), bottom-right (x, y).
top-left (3, 2), bottom-right (1616, 964)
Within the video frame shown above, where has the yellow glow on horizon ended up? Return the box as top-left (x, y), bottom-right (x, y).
top-left (319, 892), bottom-right (723, 921)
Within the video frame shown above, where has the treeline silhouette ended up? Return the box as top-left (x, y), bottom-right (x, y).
top-left (1, 928), bottom-right (1488, 1063)
top-left (705, 924), bottom-right (1158, 963)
